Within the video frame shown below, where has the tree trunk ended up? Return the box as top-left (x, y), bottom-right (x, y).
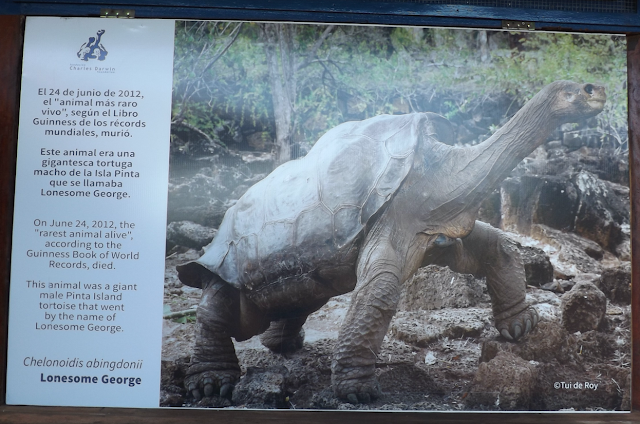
top-left (262, 23), bottom-right (297, 166)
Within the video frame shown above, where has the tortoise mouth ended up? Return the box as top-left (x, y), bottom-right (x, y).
top-left (587, 98), bottom-right (606, 111)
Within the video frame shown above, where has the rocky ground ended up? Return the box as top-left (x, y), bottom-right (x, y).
top-left (160, 246), bottom-right (631, 411)
top-left (160, 132), bottom-right (631, 411)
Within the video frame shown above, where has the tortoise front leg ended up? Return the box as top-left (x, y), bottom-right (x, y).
top-left (332, 233), bottom-right (402, 403)
top-left (427, 220), bottom-right (539, 341)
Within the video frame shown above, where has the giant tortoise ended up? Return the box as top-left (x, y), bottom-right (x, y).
top-left (177, 80), bottom-right (606, 403)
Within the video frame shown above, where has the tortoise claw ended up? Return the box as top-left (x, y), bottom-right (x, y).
top-left (333, 366), bottom-right (380, 403)
top-left (500, 329), bottom-right (514, 341)
top-left (185, 369), bottom-right (240, 402)
top-left (187, 382), bottom-right (201, 400)
top-left (220, 383), bottom-right (234, 399)
top-left (203, 382), bottom-right (214, 398)
top-left (496, 306), bottom-right (539, 342)
top-left (513, 324), bottom-right (522, 340)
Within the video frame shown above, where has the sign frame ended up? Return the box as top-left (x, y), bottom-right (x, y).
top-left (0, 4), bottom-right (639, 421)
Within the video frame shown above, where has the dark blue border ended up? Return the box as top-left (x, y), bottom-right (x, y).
top-left (0, 0), bottom-right (639, 32)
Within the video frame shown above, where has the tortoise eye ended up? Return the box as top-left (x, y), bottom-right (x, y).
top-left (584, 84), bottom-right (594, 95)
top-left (434, 234), bottom-right (455, 247)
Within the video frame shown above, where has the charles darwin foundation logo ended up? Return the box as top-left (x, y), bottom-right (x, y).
top-left (77, 29), bottom-right (108, 61)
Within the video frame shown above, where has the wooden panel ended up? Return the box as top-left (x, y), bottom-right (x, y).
top-left (1, 1), bottom-right (640, 32)
top-left (5, 0), bottom-right (640, 24)
top-left (0, 405), bottom-right (639, 423)
top-left (0, 14), bottom-right (638, 424)
top-left (0, 14), bottom-right (23, 405)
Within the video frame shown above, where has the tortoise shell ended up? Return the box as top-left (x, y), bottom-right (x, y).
top-left (178, 112), bottom-right (452, 291)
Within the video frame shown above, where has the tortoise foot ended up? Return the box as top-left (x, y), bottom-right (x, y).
top-left (185, 367), bottom-right (240, 401)
top-left (496, 305), bottom-right (539, 341)
top-left (261, 328), bottom-right (305, 354)
top-left (333, 370), bottom-right (380, 403)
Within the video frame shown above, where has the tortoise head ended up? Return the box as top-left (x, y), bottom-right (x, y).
top-left (543, 80), bottom-right (606, 123)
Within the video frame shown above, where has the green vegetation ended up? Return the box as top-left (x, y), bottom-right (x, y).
top-left (171, 22), bottom-right (627, 158)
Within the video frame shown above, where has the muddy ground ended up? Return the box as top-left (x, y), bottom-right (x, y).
top-left (159, 236), bottom-right (631, 412)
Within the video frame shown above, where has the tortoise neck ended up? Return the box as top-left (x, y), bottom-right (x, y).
top-left (459, 89), bottom-right (560, 206)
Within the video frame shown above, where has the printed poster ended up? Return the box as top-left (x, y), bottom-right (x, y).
top-left (7, 17), bottom-right (175, 407)
top-left (7, 18), bottom-right (632, 412)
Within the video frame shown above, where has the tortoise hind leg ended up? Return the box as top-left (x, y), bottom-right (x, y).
top-left (185, 280), bottom-right (242, 401)
top-left (426, 220), bottom-right (539, 341)
top-left (260, 316), bottom-right (307, 354)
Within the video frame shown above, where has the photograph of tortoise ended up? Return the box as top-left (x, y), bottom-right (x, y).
top-left (176, 80), bottom-right (606, 403)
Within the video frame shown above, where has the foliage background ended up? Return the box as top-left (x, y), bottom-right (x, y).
top-left (170, 22), bottom-right (627, 162)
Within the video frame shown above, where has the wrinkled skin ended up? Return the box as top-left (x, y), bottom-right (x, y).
top-left (178, 81), bottom-right (605, 403)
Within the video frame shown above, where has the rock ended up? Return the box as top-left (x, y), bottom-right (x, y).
top-left (529, 302), bottom-right (559, 322)
top-left (519, 245), bottom-right (553, 287)
top-left (540, 280), bottom-right (573, 293)
top-left (615, 227), bottom-right (631, 261)
top-left (232, 366), bottom-right (289, 408)
top-left (573, 273), bottom-right (601, 285)
top-left (538, 273), bottom-right (597, 294)
top-left (562, 128), bottom-right (601, 149)
top-left (390, 308), bottom-right (491, 347)
top-left (501, 171), bottom-right (629, 254)
top-left (561, 282), bottom-right (606, 333)
top-left (160, 387), bottom-right (185, 407)
top-left (398, 265), bottom-right (488, 311)
top-left (562, 130), bottom-right (587, 148)
top-left (569, 146), bottom-right (629, 186)
top-left (166, 221), bottom-right (217, 250)
top-left (499, 145), bottom-right (630, 256)
top-left (500, 175), bottom-right (579, 236)
top-left (545, 140), bottom-right (562, 150)
top-left (159, 358), bottom-right (189, 407)
top-left (573, 171), bottom-right (629, 252)
top-left (377, 364), bottom-right (444, 397)
top-left (530, 224), bottom-right (603, 275)
top-left (525, 288), bottom-right (561, 321)
top-left (466, 351), bottom-right (537, 410)
top-left (160, 359), bottom-right (187, 388)
top-left (574, 330), bottom-right (617, 361)
top-left (533, 363), bottom-right (622, 411)
top-left (479, 322), bottom-right (580, 366)
top-left (470, 325), bottom-right (625, 410)
top-left (599, 263), bottom-right (631, 304)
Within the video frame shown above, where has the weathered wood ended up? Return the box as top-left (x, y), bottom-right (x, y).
top-left (0, 13), bottom-right (638, 424)
top-left (627, 33), bottom-right (640, 413)
top-left (0, 14), bottom-right (23, 407)
top-left (0, 405), bottom-right (640, 424)
top-left (2, 1), bottom-right (640, 30)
